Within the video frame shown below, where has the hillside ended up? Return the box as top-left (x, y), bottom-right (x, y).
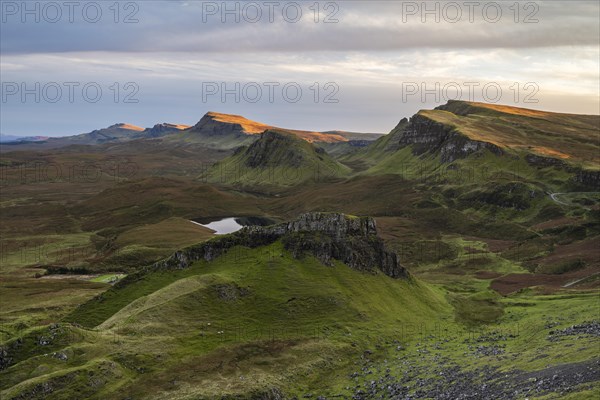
top-left (205, 129), bottom-right (351, 187)
top-left (3, 213), bottom-right (598, 399)
top-left (359, 101), bottom-right (599, 164)
top-left (1, 213), bottom-right (450, 399)
top-left (430, 100), bottom-right (599, 165)
top-left (349, 101), bottom-right (600, 192)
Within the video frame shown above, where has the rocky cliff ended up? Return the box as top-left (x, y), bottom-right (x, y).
top-left (204, 129), bottom-right (350, 186)
top-left (572, 169), bottom-right (600, 190)
top-left (525, 154), bottom-right (600, 190)
top-left (398, 114), bottom-right (503, 163)
top-left (368, 102), bottom-right (599, 190)
top-left (118, 213), bottom-right (408, 288)
top-left (243, 130), bottom-right (311, 168)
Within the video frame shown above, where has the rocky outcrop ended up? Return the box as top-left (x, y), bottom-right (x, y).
top-left (206, 129), bottom-right (349, 185)
top-left (459, 182), bottom-right (542, 211)
top-left (0, 346), bottom-right (12, 370)
top-left (572, 169), bottom-right (600, 190)
top-left (119, 213), bottom-right (407, 286)
top-left (525, 154), bottom-right (599, 189)
top-left (280, 213), bottom-right (404, 278)
top-left (244, 130), bottom-right (307, 168)
top-left (397, 114), bottom-right (503, 163)
top-left (525, 154), bottom-right (568, 168)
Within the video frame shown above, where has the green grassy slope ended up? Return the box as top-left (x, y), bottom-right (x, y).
top-left (3, 240), bottom-right (598, 399)
top-left (437, 101), bottom-right (599, 166)
top-left (2, 242), bottom-right (450, 399)
top-left (205, 129), bottom-right (351, 188)
top-left (352, 101), bottom-right (599, 185)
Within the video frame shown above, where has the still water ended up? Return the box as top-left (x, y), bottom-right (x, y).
top-left (190, 216), bottom-right (275, 235)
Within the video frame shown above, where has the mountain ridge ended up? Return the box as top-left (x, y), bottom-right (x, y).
top-left (172, 111), bottom-right (377, 149)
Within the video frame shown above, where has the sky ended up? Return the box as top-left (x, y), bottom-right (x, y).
top-left (1, 0), bottom-right (599, 136)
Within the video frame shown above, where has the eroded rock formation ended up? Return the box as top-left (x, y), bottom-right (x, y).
top-left (121, 213), bottom-right (408, 286)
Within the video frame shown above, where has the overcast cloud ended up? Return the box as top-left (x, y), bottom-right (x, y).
top-left (1, 1), bottom-right (599, 136)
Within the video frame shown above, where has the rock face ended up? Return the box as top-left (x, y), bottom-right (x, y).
top-left (243, 130), bottom-right (308, 168)
top-left (381, 103), bottom-right (598, 189)
top-left (279, 213), bottom-right (404, 278)
top-left (119, 213), bottom-right (408, 287)
top-left (525, 154), bottom-right (568, 168)
top-left (525, 154), bottom-right (599, 190)
top-left (572, 169), bottom-right (600, 190)
top-left (398, 114), bottom-right (503, 163)
top-left (206, 129), bottom-right (349, 186)
top-left (284, 212), bottom-right (378, 237)
top-left (459, 182), bottom-right (542, 210)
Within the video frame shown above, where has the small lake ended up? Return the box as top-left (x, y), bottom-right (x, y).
top-left (190, 216), bottom-right (275, 235)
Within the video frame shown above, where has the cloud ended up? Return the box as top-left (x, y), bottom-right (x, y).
top-left (1, 1), bottom-right (598, 135)
top-left (1, 1), bottom-right (599, 54)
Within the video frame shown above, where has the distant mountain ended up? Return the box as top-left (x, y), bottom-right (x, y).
top-left (60, 123), bottom-right (146, 145)
top-left (0, 134), bottom-right (49, 143)
top-left (0, 123), bottom-right (190, 151)
top-left (1, 112), bottom-right (379, 153)
top-left (205, 128), bottom-right (351, 187)
top-left (166, 111), bottom-right (380, 150)
top-left (140, 123), bottom-right (191, 138)
top-left (166, 112), bottom-right (265, 149)
top-left (321, 130), bottom-right (384, 141)
top-left (59, 122), bottom-right (191, 145)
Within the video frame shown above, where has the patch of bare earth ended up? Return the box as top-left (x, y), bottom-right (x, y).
top-left (491, 267), bottom-right (600, 295)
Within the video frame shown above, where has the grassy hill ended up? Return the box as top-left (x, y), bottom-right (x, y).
top-left (430, 101), bottom-right (599, 166)
top-left (3, 223), bottom-right (599, 399)
top-left (204, 129), bottom-right (351, 188)
top-left (370, 100), bottom-right (598, 166)
top-left (343, 101), bottom-right (599, 195)
top-left (1, 216), bottom-right (452, 399)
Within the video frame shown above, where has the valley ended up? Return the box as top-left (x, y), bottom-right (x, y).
top-left (0, 101), bottom-right (598, 399)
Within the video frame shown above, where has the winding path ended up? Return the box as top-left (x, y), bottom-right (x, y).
top-left (547, 191), bottom-right (599, 208)
top-left (562, 272), bottom-right (600, 288)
